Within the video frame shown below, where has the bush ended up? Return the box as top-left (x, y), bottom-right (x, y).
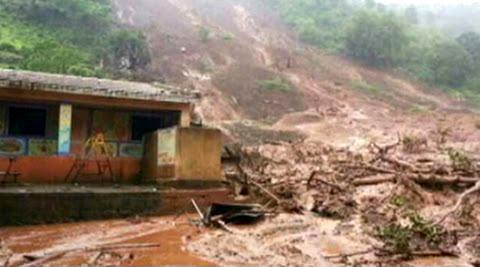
top-left (105, 29), bottom-right (151, 71)
top-left (350, 81), bottom-right (383, 97)
top-left (345, 10), bottom-right (408, 67)
top-left (273, 0), bottom-right (352, 51)
top-left (199, 27), bottom-right (212, 43)
top-left (258, 76), bottom-right (292, 91)
top-left (21, 40), bottom-right (91, 75)
top-left (430, 40), bottom-right (473, 87)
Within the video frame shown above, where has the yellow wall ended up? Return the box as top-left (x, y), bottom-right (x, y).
top-left (176, 128), bottom-right (222, 180)
top-left (142, 127), bottom-right (223, 182)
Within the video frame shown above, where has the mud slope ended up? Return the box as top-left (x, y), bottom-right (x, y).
top-left (113, 0), bottom-right (479, 147)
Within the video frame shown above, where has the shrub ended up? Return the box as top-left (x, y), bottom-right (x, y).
top-left (350, 80), bottom-right (381, 95)
top-left (258, 76), bottom-right (292, 91)
top-left (105, 29), bottom-right (151, 71)
top-left (345, 10), bottom-right (408, 67)
top-left (199, 27), bottom-right (212, 43)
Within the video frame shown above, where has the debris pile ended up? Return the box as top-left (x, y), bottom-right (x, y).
top-left (218, 135), bottom-right (480, 265)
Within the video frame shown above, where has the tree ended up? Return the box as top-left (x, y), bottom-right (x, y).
top-left (345, 10), bottom-right (409, 67)
top-left (430, 40), bottom-right (473, 87)
top-left (106, 30), bottom-right (151, 71)
top-left (21, 40), bottom-right (92, 75)
top-left (456, 31), bottom-right (480, 67)
top-left (273, 0), bottom-right (353, 51)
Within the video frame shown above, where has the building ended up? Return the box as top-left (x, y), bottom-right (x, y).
top-left (0, 69), bottom-right (222, 184)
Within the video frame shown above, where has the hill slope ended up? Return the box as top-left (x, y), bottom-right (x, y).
top-left (114, 0), bottom-right (479, 150)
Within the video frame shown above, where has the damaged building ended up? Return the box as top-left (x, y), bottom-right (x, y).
top-left (0, 69), bottom-right (226, 225)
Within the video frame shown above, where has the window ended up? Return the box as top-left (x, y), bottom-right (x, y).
top-left (131, 111), bottom-right (180, 141)
top-left (8, 106), bottom-right (47, 136)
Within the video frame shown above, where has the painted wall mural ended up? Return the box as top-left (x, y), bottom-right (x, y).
top-left (157, 128), bottom-right (176, 166)
top-left (106, 142), bottom-right (119, 157)
top-left (119, 143), bottom-right (143, 158)
top-left (29, 139), bottom-right (57, 156)
top-left (0, 138), bottom-right (26, 155)
top-left (92, 110), bottom-right (129, 141)
top-left (58, 104), bottom-right (72, 155)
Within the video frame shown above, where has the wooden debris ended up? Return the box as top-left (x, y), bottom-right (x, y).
top-left (435, 179), bottom-right (480, 225)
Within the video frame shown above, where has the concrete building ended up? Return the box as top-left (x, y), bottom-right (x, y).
top-left (0, 69), bottom-right (222, 184)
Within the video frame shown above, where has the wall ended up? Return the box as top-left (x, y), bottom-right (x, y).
top-left (0, 156), bottom-right (141, 184)
top-left (176, 128), bottom-right (223, 180)
top-left (0, 90), bottom-right (193, 184)
top-left (142, 127), bottom-right (223, 182)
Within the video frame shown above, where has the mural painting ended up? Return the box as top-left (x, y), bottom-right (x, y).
top-left (0, 138), bottom-right (26, 155)
top-left (58, 104), bottom-right (72, 155)
top-left (119, 143), bottom-right (143, 158)
top-left (29, 139), bottom-right (57, 156)
top-left (157, 128), bottom-right (176, 166)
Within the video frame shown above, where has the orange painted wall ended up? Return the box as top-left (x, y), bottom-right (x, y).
top-left (0, 156), bottom-right (141, 184)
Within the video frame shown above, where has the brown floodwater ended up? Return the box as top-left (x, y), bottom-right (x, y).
top-left (0, 215), bottom-right (213, 266)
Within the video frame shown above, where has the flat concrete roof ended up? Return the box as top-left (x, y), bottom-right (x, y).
top-left (0, 69), bottom-right (200, 104)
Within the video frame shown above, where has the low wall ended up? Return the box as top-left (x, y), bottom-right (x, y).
top-left (0, 186), bottom-right (232, 226)
top-left (0, 156), bottom-right (141, 184)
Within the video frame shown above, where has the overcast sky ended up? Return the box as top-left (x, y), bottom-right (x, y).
top-left (377, 0), bottom-right (480, 5)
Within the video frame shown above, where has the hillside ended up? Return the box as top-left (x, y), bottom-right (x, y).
top-left (114, 0), bottom-right (479, 151)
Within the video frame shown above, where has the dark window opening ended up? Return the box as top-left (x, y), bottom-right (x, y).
top-left (8, 106), bottom-right (47, 136)
top-left (131, 111), bottom-right (180, 141)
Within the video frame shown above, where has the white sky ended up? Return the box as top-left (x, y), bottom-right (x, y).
top-left (377, 0), bottom-right (480, 5)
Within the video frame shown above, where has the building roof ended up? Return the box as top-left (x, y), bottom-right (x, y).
top-left (0, 69), bottom-right (200, 104)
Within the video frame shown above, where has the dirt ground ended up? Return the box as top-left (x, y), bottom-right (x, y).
top-left (0, 212), bottom-right (474, 267)
top-left (0, 215), bottom-right (211, 266)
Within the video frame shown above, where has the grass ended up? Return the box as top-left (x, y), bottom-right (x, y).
top-left (350, 80), bottom-right (382, 95)
top-left (258, 76), bottom-right (292, 92)
top-left (446, 88), bottom-right (480, 110)
top-left (408, 104), bottom-right (431, 113)
top-left (221, 32), bottom-right (235, 41)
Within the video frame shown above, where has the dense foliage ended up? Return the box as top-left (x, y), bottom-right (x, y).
top-left (345, 10), bottom-right (408, 67)
top-left (270, 0), bottom-right (480, 104)
top-left (0, 0), bottom-right (151, 78)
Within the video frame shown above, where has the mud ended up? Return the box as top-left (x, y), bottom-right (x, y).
top-left (188, 213), bottom-right (471, 267)
top-left (0, 215), bottom-right (212, 266)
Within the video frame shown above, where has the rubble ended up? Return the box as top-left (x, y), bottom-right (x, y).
top-left (215, 134), bottom-right (480, 266)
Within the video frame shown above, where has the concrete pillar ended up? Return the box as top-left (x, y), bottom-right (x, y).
top-left (58, 104), bottom-right (72, 155)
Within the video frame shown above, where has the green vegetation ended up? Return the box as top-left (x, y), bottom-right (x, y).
top-left (199, 26), bottom-right (212, 43)
top-left (377, 213), bottom-right (444, 256)
top-left (269, 0), bottom-right (480, 106)
top-left (0, 0), bottom-right (151, 78)
top-left (447, 148), bottom-right (473, 171)
top-left (221, 32), bottom-right (235, 41)
top-left (345, 10), bottom-right (408, 67)
top-left (390, 195), bottom-right (407, 207)
top-left (258, 76), bottom-right (292, 92)
top-left (269, 0), bottom-right (353, 52)
top-left (350, 81), bottom-right (382, 95)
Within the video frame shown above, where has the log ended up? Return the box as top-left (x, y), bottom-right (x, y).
top-left (353, 174), bottom-right (479, 187)
top-left (249, 180), bottom-right (282, 204)
top-left (307, 171), bottom-right (344, 191)
top-left (19, 252), bottom-right (67, 267)
top-left (16, 243), bottom-right (161, 267)
top-left (353, 175), bottom-right (396, 186)
top-left (324, 249), bottom-right (373, 259)
top-left (435, 179), bottom-right (480, 225)
top-left (191, 199), bottom-right (205, 222)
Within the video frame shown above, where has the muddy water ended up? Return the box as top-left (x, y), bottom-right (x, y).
top-left (0, 215), bottom-right (212, 266)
